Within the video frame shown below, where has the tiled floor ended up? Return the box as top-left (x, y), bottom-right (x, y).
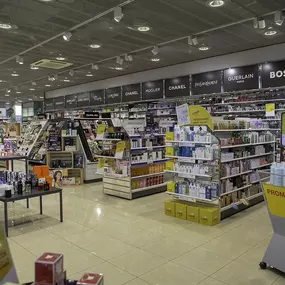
top-left (3, 183), bottom-right (285, 285)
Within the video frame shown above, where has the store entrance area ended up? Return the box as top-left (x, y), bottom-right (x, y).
top-left (7, 183), bottom-right (283, 285)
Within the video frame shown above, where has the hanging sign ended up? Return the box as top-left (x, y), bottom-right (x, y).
top-left (192, 70), bottom-right (221, 95)
top-left (262, 60), bottom-right (285, 88)
top-left (44, 98), bottom-right (54, 112)
top-left (176, 104), bottom-right (190, 126)
top-left (83, 112), bottom-right (99, 118)
top-left (77, 92), bottom-right (90, 107)
top-left (263, 184), bottom-right (285, 218)
top-left (142, 80), bottom-right (164, 100)
top-left (65, 94), bottom-right (77, 109)
top-left (115, 141), bottom-right (125, 159)
top-left (90, 90), bottom-right (104, 106)
top-left (122, 84), bottom-right (141, 102)
top-left (223, 65), bottom-right (259, 92)
top-left (266, 103), bottom-right (275, 117)
top-left (105, 87), bottom-right (121, 104)
top-left (189, 105), bottom-right (213, 130)
top-left (165, 76), bottom-right (190, 98)
top-left (53, 97), bottom-right (65, 110)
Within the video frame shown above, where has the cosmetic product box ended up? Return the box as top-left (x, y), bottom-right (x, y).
top-left (187, 205), bottom-right (199, 223)
top-left (199, 207), bottom-right (220, 226)
top-left (164, 200), bottom-right (176, 217)
top-left (78, 273), bottom-right (104, 285)
top-left (175, 203), bottom-right (187, 220)
top-left (35, 252), bottom-right (64, 285)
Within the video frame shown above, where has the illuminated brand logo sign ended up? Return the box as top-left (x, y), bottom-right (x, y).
top-left (125, 91), bottom-right (138, 96)
top-left (195, 80), bottom-right (218, 87)
top-left (270, 70), bottom-right (285, 78)
top-left (227, 73), bottom-right (254, 83)
top-left (107, 93), bottom-right (119, 98)
top-left (145, 88), bottom-right (160, 93)
top-left (92, 96), bottom-right (103, 101)
top-left (169, 85), bottom-right (186, 90)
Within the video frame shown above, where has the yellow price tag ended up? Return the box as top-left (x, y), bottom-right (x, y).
top-left (166, 146), bottom-right (174, 156)
top-left (165, 132), bottom-right (174, 141)
top-left (98, 158), bottom-right (105, 169)
top-left (266, 103), bottom-right (275, 113)
top-left (166, 160), bottom-right (174, 171)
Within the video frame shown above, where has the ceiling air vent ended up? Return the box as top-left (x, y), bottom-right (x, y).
top-left (31, 59), bottom-right (73, 70)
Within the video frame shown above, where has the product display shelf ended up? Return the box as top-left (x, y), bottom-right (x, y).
top-left (214, 118), bottom-right (276, 218)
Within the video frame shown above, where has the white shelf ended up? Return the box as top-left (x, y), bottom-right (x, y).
top-left (131, 146), bottom-right (165, 151)
top-left (94, 138), bottom-right (121, 141)
top-left (164, 170), bottom-right (212, 178)
top-left (166, 192), bottom-right (216, 202)
top-left (132, 182), bottom-right (167, 193)
top-left (215, 129), bottom-right (278, 132)
top-left (221, 141), bottom-right (275, 149)
top-left (131, 172), bottom-right (165, 179)
top-left (166, 155), bottom-right (214, 161)
top-left (94, 155), bottom-right (119, 159)
top-left (131, 159), bottom-right (168, 165)
top-left (215, 98), bottom-right (285, 106)
top-left (222, 152), bottom-right (273, 163)
top-left (251, 163), bottom-right (272, 170)
top-left (165, 140), bottom-right (213, 145)
top-left (220, 184), bottom-right (252, 196)
top-left (221, 170), bottom-right (252, 180)
top-left (215, 110), bottom-right (264, 114)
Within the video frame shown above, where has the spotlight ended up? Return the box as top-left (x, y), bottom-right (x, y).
top-left (91, 63), bottom-right (99, 70)
top-left (207, 0), bottom-right (225, 7)
top-left (16, 55), bottom-right (23, 64)
top-left (116, 56), bottom-right (123, 65)
top-left (188, 36), bottom-right (198, 46)
top-left (31, 81), bottom-right (37, 86)
top-left (69, 69), bottom-right (74, 76)
top-left (114, 7), bottom-right (123, 22)
top-left (56, 55), bottom-right (66, 61)
top-left (199, 45), bottom-right (210, 51)
top-left (258, 19), bottom-right (266, 29)
top-left (48, 75), bottom-right (55, 81)
top-left (11, 71), bottom-right (19, 76)
top-left (275, 11), bottom-right (284, 26)
top-left (31, 65), bottom-right (39, 70)
top-left (124, 54), bottom-right (133, 62)
top-left (6, 89), bottom-right (10, 93)
top-left (151, 58), bottom-right (160, 62)
top-left (63, 31), bottom-right (72, 41)
top-left (137, 26), bottom-right (150, 32)
top-left (89, 44), bottom-right (101, 49)
top-left (151, 46), bottom-right (159, 56)
top-left (264, 27), bottom-right (277, 36)
top-left (0, 23), bottom-right (12, 29)
top-left (253, 17), bottom-right (258, 29)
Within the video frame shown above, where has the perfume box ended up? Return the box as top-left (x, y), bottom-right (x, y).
top-left (35, 252), bottom-right (64, 285)
top-left (78, 273), bottom-right (104, 285)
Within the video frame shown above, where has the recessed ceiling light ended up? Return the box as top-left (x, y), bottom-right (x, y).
top-left (265, 27), bottom-right (277, 36)
top-left (199, 46), bottom-right (210, 51)
top-left (31, 65), bottom-right (39, 70)
top-left (45, 84), bottom-right (51, 87)
top-left (29, 98), bottom-right (33, 101)
top-left (89, 44), bottom-right (101, 49)
top-left (6, 89), bottom-right (10, 93)
top-left (63, 78), bottom-right (70, 82)
top-left (30, 88), bottom-right (35, 91)
top-left (16, 91), bottom-right (21, 94)
top-left (115, 66), bottom-right (123, 70)
top-left (86, 72), bottom-right (93, 77)
top-left (6, 102), bottom-right (10, 105)
top-left (56, 56), bottom-right (66, 61)
top-left (0, 80), bottom-right (6, 83)
top-left (151, 58), bottom-right (160, 62)
top-left (0, 23), bottom-right (12, 29)
top-left (11, 72), bottom-right (19, 76)
top-left (40, 96), bottom-right (44, 99)
top-left (137, 26), bottom-right (150, 32)
top-left (207, 0), bottom-right (226, 7)
top-left (5, 94), bottom-right (9, 97)
top-left (38, 0), bottom-right (54, 2)
top-left (18, 100), bottom-right (22, 103)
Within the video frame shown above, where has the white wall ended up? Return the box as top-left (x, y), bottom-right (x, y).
top-left (45, 42), bottom-right (285, 99)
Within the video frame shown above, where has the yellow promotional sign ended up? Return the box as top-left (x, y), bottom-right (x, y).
top-left (189, 105), bottom-right (213, 130)
top-left (165, 160), bottom-right (174, 171)
top-left (263, 183), bottom-right (285, 218)
top-left (115, 141), bottom-right (125, 159)
top-left (266, 103), bottom-right (275, 117)
top-left (165, 146), bottom-right (174, 156)
top-left (165, 132), bottom-right (174, 141)
top-left (98, 158), bottom-right (105, 169)
top-left (97, 125), bottom-right (106, 136)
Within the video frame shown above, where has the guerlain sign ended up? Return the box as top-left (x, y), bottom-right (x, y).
top-left (122, 84), bottom-right (141, 102)
top-left (105, 87), bottom-right (121, 104)
top-left (262, 60), bottom-right (285, 88)
top-left (192, 70), bottom-right (221, 95)
top-left (142, 80), bottom-right (163, 100)
top-left (165, 76), bottom-right (190, 98)
top-left (90, 90), bottom-right (104, 106)
top-left (77, 92), bottom-right (90, 107)
top-left (44, 98), bottom-right (54, 111)
top-left (223, 65), bottom-right (259, 92)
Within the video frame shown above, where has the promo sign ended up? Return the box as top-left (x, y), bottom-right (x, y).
top-left (223, 65), bottom-right (259, 92)
top-left (105, 87), bottom-right (121, 104)
top-left (44, 98), bottom-right (54, 111)
top-left (90, 90), bottom-right (104, 106)
top-left (262, 60), bottom-right (285, 88)
top-left (192, 71), bottom-right (221, 95)
top-left (142, 80), bottom-right (163, 100)
top-left (53, 96), bottom-right (65, 110)
top-left (65, 94), bottom-right (77, 109)
top-left (165, 76), bottom-right (190, 98)
top-left (122, 84), bottom-right (141, 102)
top-left (77, 92), bottom-right (90, 107)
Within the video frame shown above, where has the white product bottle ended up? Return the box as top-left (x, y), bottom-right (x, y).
top-left (180, 128), bottom-right (185, 141)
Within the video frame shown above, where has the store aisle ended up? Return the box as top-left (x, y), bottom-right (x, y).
top-left (3, 183), bottom-right (285, 285)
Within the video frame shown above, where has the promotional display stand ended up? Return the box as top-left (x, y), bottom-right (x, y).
top-left (258, 170), bottom-right (285, 273)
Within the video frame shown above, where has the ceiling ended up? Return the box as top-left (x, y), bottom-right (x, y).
top-left (0, 0), bottom-right (285, 104)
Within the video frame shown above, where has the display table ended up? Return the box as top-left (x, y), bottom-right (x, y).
top-left (0, 187), bottom-right (63, 237)
top-left (0, 155), bottom-right (28, 173)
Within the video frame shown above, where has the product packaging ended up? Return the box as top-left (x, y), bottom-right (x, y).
top-left (78, 273), bottom-right (104, 285)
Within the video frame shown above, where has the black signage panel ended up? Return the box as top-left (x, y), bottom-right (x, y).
top-left (53, 96), bottom-right (65, 110)
top-left (262, 60), bottom-right (285, 88)
top-left (65, 94), bottom-right (77, 109)
top-left (84, 112), bottom-right (100, 118)
top-left (192, 71), bottom-right (221, 95)
top-left (77, 92), bottom-right (90, 108)
top-left (105, 87), bottom-right (121, 104)
top-left (165, 76), bottom-right (190, 98)
top-left (90, 90), bottom-right (104, 106)
top-left (223, 65), bottom-right (259, 92)
top-left (44, 99), bottom-right (54, 111)
top-left (142, 80), bottom-right (163, 100)
top-left (122, 84), bottom-right (141, 102)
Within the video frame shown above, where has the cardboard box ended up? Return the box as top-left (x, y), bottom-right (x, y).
top-left (164, 200), bottom-right (176, 217)
top-left (199, 207), bottom-right (220, 226)
top-left (187, 205), bottom-right (199, 223)
top-left (35, 252), bottom-right (64, 285)
top-left (78, 273), bottom-right (104, 285)
top-left (175, 203), bottom-right (187, 220)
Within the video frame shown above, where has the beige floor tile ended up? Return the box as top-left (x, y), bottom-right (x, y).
top-left (212, 260), bottom-right (280, 285)
top-left (173, 247), bottom-right (233, 276)
top-left (142, 237), bottom-right (194, 260)
top-left (198, 277), bottom-right (229, 285)
top-left (84, 237), bottom-right (137, 260)
top-left (123, 278), bottom-right (151, 285)
top-left (140, 261), bottom-right (207, 285)
top-left (110, 248), bottom-right (167, 276)
top-left (273, 277), bottom-right (285, 285)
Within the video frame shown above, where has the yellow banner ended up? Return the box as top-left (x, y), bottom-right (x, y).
top-left (263, 183), bottom-right (285, 218)
top-left (189, 105), bottom-right (213, 131)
